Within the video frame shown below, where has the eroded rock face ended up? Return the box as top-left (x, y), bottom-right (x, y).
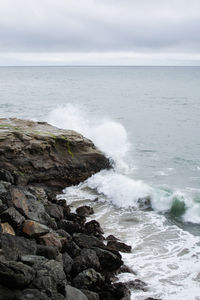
top-left (0, 118), bottom-right (110, 191)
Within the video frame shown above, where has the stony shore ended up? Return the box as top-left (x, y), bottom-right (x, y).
top-left (0, 118), bottom-right (156, 300)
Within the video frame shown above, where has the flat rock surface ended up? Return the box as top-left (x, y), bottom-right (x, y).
top-left (0, 118), bottom-right (110, 191)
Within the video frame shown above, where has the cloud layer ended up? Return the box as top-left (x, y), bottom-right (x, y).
top-left (0, 0), bottom-right (200, 65)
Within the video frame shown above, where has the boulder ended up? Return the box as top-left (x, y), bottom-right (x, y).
top-left (22, 220), bottom-right (50, 238)
top-left (107, 240), bottom-right (132, 253)
top-left (0, 118), bottom-right (110, 191)
top-left (92, 247), bottom-right (123, 272)
top-left (39, 232), bottom-right (63, 251)
top-left (15, 289), bottom-right (48, 300)
top-left (36, 245), bottom-right (59, 260)
top-left (72, 248), bottom-right (100, 276)
top-left (72, 268), bottom-right (104, 290)
top-left (84, 220), bottom-right (104, 238)
top-left (73, 233), bottom-right (105, 249)
top-left (0, 260), bottom-right (35, 289)
top-left (0, 207), bottom-right (25, 231)
top-left (65, 285), bottom-right (88, 300)
top-left (0, 234), bottom-right (37, 261)
top-left (81, 289), bottom-right (100, 300)
top-left (1, 222), bottom-right (15, 235)
top-left (62, 252), bottom-right (73, 275)
top-left (76, 206), bottom-right (94, 217)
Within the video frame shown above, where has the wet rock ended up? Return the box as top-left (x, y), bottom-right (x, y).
top-left (36, 245), bottom-right (59, 260)
top-left (81, 289), bottom-right (100, 300)
top-left (117, 264), bottom-right (136, 275)
top-left (84, 220), bottom-right (104, 238)
top-left (0, 118), bottom-right (110, 191)
top-left (73, 268), bottom-right (104, 290)
top-left (76, 205), bottom-right (94, 217)
top-left (65, 213), bottom-right (86, 225)
top-left (72, 248), bottom-right (100, 276)
top-left (137, 196), bottom-right (151, 209)
top-left (59, 219), bottom-right (82, 234)
top-left (106, 234), bottom-right (119, 241)
top-left (0, 169), bottom-right (14, 184)
top-left (145, 298), bottom-right (161, 300)
top-left (15, 289), bottom-right (48, 300)
top-left (0, 260), bottom-right (35, 289)
top-left (125, 279), bottom-right (147, 291)
top-left (22, 220), bottom-right (50, 238)
top-left (62, 252), bottom-right (73, 275)
top-left (45, 202), bottom-right (64, 221)
top-left (73, 233), bottom-right (105, 249)
top-left (0, 207), bottom-right (25, 231)
top-left (65, 285), bottom-right (88, 300)
top-left (92, 247), bottom-right (123, 272)
top-left (0, 234), bottom-right (37, 261)
top-left (1, 222), bottom-right (15, 235)
top-left (107, 240), bottom-right (132, 253)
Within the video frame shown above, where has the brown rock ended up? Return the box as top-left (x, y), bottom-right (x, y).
top-left (39, 232), bottom-right (63, 251)
top-left (0, 118), bottom-right (110, 192)
top-left (23, 220), bottom-right (50, 238)
top-left (76, 206), bottom-right (94, 217)
top-left (1, 222), bottom-right (15, 235)
top-left (10, 187), bottom-right (29, 216)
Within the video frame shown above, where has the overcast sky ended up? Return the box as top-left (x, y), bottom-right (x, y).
top-left (0, 0), bottom-right (200, 65)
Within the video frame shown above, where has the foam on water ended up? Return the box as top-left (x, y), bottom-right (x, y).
top-left (47, 103), bottom-right (200, 225)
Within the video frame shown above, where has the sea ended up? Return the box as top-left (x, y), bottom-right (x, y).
top-left (0, 66), bottom-right (200, 299)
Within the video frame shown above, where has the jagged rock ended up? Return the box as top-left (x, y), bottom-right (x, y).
top-left (62, 252), bottom-right (73, 275)
top-left (76, 206), bottom-right (94, 217)
top-left (73, 268), bottom-right (104, 290)
top-left (0, 198), bottom-right (7, 213)
top-left (73, 233), bottom-right (105, 249)
top-left (117, 264), bottom-right (136, 275)
top-left (0, 207), bottom-right (25, 231)
top-left (1, 222), bottom-right (15, 235)
top-left (84, 220), bottom-right (104, 238)
top-left (81, 289), bottom-right (100, 300)
top-left (59, 219), bottom-right (82, 234)
top-left (107, 240), bottom-right (132, 253)
top-left (0, 234), bottom-right (37, 261)
top-left (0, 260), bottom-right (35, 288)
top-left (72, 248), bottom-right (100, 276)
top-left (36, 245), bottom-right (59, 260)
top-left (0, 118), bottom-right (110, 191)
top-left (65, 285), bottom-right (88, 300)
top-left (22, 220), bottom-right (50, 238)
top-left (92, 247), bottom-right (123, 272)
top-left (45, 202), bottom-right (64, 220)
top-left (0, 169), bottom-right (14, 184)
top-left (20, 255), bottom-right (48, 267)
top-left (106, 235), bottom-right (119, 241)
top-left (124, 279), bottom-right (147, 291)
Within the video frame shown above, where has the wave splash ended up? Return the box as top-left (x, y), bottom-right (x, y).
top-left (47, 104), bottom-right (200, 224)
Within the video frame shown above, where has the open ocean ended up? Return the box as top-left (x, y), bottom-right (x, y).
top-left (0, 66), bottom-right (200, 299)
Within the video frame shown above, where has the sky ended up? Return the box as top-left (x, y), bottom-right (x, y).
top-left (0, 0), bottom-right (200, 66)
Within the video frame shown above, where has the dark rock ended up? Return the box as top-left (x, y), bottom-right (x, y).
top-left (92, 247), bottom-right (123, 272)
top-left (15, 289), bottom-right (48, 300)
top-left (0, 118), bottom-right (110, 191)
top-left (59, 219), bottom-right (82, 235)
top-left (20, 254), bottom-right (48, 267)
top-left (72, 248), bottom-right (100, 276)
top-left (73, 268), bottom-right (104, 290)
top-left (0, 234), bottom-right (37, 261)
top-left (0, 283), bottom-right (18, 300)
top-left (137, 196), bottom-right (151, 209)
top-left (84, 220), bottom-right (104, 238)
top-left (107, 240), bottom-right (132, 253)
top-left (62, 252), bottom-right (73, 275)
top-left (76, 206), bottom-right (94, 217)
top-left (31, 259), bottom-right (66, 293)
top-left (144, 298), bottom-right (161, 300)
top-left (112, 282), bottom-right (131, 300)
top-left (0, 207), bottom-right (25, 231)
top-left (0, 169), bottom-right (14, 184)
top-left (81, 289), bottom-right (100, 300)
top-left (22, 220), bottom-right (50, 238)
top-left (0, 198), bottom-right (7, 213)
top-left (65, 213), bottom-right (86, 225)
top-left (117, 264), bottom-right (136, 275)
top-left (0, 181), bottom-right (10, 195)
top-left (45, 202), bottom-right (64, 220)
top-left (0, 260), bottom-right (35, 289)
top-left (106, 234), bottom-right (119, 241)
top-left (73, 233), bottom-right (105, 249)
top-left (36, 245), bottom-right (59, 260)
top-left (124, 279), bottom-right (147, 291)
top-left (65, 285), bottom-right (88, 300)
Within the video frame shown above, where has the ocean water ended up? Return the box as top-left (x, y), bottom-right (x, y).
top-left (0, 66), bottom-right (200, 299)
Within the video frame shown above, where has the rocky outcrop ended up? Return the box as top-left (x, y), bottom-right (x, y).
top-left (0, 118), bottom-right (135, 300)
top-left (0, 118), bottom-right (110, 191)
